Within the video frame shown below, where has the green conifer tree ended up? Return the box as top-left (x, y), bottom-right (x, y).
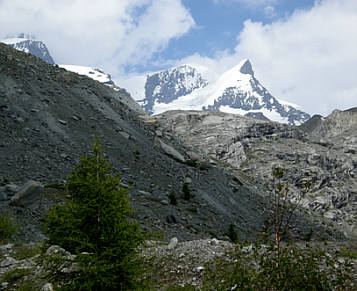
top-left (44, 139), bottom-right (144, 290)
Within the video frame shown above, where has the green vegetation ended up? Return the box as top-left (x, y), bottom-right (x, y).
top-left (266, 167), bottom-right (311, 252)
top-left (185, 159), bottom-right (197, 167)
top-left (12, 243), bottom-right (41, 260)
top-left (0, 177), bottom-right (9, 186)
top-left (226, 224), bottom-right (238, 243)
top-left (0, 212), bottom-right (17, 243)
top-left (44, 139), bottom-right (145, 290)
top-left (167, 285), bottom-right (197, 291)
top-left (202, 167), bottom-right (353, 290)
top-left (203, 243), bottom-right (354, 290)
top-left (338, 247), bottom-right (357, 259)
top-left (199, 163), bottom-right (212, 171)
top-left (168, 191), bottom-right (177, 206)
top-left (182, 183), bottom-right (192, 200)
top-left (0, 268), bottom-right (30, 284)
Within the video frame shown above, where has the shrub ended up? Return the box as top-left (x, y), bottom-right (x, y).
top-left (226, 224), bottom-right (238, 243)
top-left (1, 268), bottom-right (30, 284)
top-left (44, 139), bottom-right (145, 290)
top-left (0, 213), bottom-right (17, 243)
top-left (12, 243), bottom-right (41, 260)
top-left (0, 177), bottom-right (9, 186)
top-left (203, 242), bottom-right (354, 290)
top-left (168, 192), bottom-right (177, 206)
top-left (185, 159), bottom-right (197, 167)
top-left (182, 183), bottom-right (192, 200)
top-left (266, 167), bottom-right (311, 252)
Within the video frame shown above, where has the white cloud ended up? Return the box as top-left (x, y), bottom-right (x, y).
top-left (0, 0), bottom-right (195, 74)
top-left (175, 0), bottom-right (357, 116)
top-left (234, 0), bottom-right (357, 115)
top-left (264, 5), bottom-right (277, 18)
top-left (213, 0), bottom-right (277, 6)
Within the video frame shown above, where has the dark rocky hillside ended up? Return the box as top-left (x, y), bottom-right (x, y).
top-left (0, 43), bottom-right (344, 245)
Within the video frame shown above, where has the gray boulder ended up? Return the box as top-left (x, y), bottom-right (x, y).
top-left (156, 138), bottom-right (186, 162)
top-left (5, 183), bottom-right (18, 195)
top-left (9, 180), bottom-right (44, 208)
top-left (0, 190), bottom-right (7, 201)
top-left (168, 237), bottom-right (178, 249)
top-left (40, 283), bottom-right (54, 291)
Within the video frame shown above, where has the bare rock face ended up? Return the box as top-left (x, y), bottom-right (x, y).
top-left (300, 107), bottom-right (357, 139)
top-left (155, 109), bottom-right (357, 236)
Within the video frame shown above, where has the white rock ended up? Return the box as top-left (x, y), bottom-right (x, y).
top-left (1, 282), bottom-right (9, 289)
top-left (0, 256), bottom-right (18, 267)
top-left (195, 266), bottom-right (204, 272)
top-left (242, 244), bottom-right (253, 253)
top-left (40, 283), bottom-right (54, 291)
top-left (167, 237), bottom-right (178, 249)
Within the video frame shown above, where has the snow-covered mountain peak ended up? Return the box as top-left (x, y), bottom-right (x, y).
top-left (141, 64), bottom-right (209, 114)
top-left (219, 59), bottom-right (254, 83)
top-left (135, 59), bottom-right (310, 125)
top-left (59, 65), bottom-right (114, 86)
top-left (238, 59), bottom-right (254, 76)
top-left (1, 35), bottom-right (55, 65)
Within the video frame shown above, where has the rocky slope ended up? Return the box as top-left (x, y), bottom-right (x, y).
top-left (137, 60), bottom-right (310, 125)
top-left (154, 110), bottom-right (357, 239)
top-left (1, 42), bottom-right (332, 245)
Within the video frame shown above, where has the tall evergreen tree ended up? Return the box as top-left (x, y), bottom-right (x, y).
top-left (44, 139), bottom-right (144, 290)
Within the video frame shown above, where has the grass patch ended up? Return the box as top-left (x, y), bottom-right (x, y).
top-left (167, 285), bottom-right (198, 291)
top-left (17, 281), bottom-right (42, 291)
top-left (0, 213), bottom-right (17, 243)
top-left (12, 243), bottom-right (41, 260)
top-left (1, 268), bottom-right (30, 284)
top-left (338, 248), bottom-right (357, 259)
top-left (199, 163), bottom-right (212, 171)
top-left (185, 159), bottom-right (197, 168)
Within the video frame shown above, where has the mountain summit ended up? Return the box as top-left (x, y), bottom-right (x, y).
top-left (137, 60), bottom-right (310, 125)
top-left (238, 59), bottom-right (254, 76)
top-left (1, 34), bottom-right (55, 65)
top-left (140, 65), bottom-right (208, 115)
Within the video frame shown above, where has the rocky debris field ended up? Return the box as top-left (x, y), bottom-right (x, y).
top-left (154, 109), bottom-right (357, 239)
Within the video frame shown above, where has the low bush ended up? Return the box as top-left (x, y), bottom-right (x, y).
top-left (185, 160), bottom-right (197, 167)
top-left (1, 268), bottom-right (30, 284)
top-left (168, 192), bottom-right (177, 206)
top-left (0, 213), bottom-right (17, 243)
top-left (182, 183), bottom-right (192, 200)
top-left (226, 224), bottom-right (238, 243)
top-left (203, 242), bottom-right (354, 290)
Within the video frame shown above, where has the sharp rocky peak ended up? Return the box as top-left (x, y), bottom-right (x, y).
top-left (238, 59), bottom-right (254, 76)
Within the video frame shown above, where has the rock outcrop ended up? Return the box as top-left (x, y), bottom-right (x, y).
top-left (154, 109), bottom-right (357, 237)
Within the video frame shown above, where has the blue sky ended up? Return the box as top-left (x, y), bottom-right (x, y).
top-left (154, 0), bottom-right (316, 67)
top-left (0, 0), bottom-right (356, 115)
